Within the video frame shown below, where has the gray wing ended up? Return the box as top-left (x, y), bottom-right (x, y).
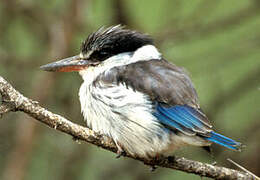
top-left (95, 59), bottom-right (199, 107)
top-left (94, 59), bottom-right (212, 132)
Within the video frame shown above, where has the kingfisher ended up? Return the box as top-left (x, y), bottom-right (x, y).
top-left (40, 25), bottom-right (242, 158)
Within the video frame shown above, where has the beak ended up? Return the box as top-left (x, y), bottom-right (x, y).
top-left (40, 55), bottom-right (95, 72)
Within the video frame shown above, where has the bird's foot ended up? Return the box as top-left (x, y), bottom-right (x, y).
top-left (115, 143), bottom-right (126, 158)
top-left (116, 149), bottom-right (126, 158)
top-left (148, 154), bottom-right (169, 172)
top-left (149, 165), bottom-right (157, 172)
top-left (211, 161), bottom-right (217, 166)
top-left (202, 146), bottom-right (212, 154)
top-left (148, 156), bottom-right (175, 172)
top-left (167, 155), bottom-right (176, 163)
top-left (72, 136), bottom-right (81, 144)
top-left (152, 154), bottom-right (174, 163)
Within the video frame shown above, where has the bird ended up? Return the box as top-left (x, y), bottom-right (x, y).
top-left (40, 25), bottom-right (242, 158)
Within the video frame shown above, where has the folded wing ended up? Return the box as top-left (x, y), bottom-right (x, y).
top-left (96, 59), bottom-right (241, 150)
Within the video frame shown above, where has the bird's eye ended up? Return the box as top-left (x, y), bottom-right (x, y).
top-left (88, 50), bottom-right (111, 62)
top-left (99, 51), bottom-right (108, 56)
top-left (97, 51), bottom-right (110, 60)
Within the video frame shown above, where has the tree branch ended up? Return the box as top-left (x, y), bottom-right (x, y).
top-left (0, 75), bottom-right (255, 180)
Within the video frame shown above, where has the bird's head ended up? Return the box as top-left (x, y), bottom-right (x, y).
top-left (40, 25), bottom-right (154, 72)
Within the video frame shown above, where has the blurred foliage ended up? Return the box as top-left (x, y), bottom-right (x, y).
top-left (0, 0), bottom-right (260, 180)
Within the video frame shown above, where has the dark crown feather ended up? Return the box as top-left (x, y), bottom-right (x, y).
top-left (80, 25), bottom-right (153, 61)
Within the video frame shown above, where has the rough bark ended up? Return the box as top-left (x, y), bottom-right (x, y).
top-left (0, 76), bottom-right (255, 180)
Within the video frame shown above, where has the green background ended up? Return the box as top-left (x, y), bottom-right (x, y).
top-left (0, 0), bottom-right (259, 179)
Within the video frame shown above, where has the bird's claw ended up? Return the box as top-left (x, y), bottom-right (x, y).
top-left (72, 136), bottom-right (81, 144)
top-left (150, 165), bottom-right (157, 172)
top-left (116, 149), bottom-right (126, 158)
top-left (211, 161), bottom-right (217, 166)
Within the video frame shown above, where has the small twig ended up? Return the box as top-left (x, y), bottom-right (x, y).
top-left (227, 158), bottom-right (259, 180)
top-left (0, 75), bottom-right (255, 180)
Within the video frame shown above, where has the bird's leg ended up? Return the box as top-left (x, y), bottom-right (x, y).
top-left (167, 155), bottom-right (176, 163)
top-left (211, 161), bottom-right (217, 166)
top-left (148, 155), bottom-right (176, 172)
top-left (115, 142), bottom-right (126, 158)
top-left (116, 149), bottom-right (126, 158)
top-left (202, 146), bottom-right (217, 165)
top-left (72, 136), bottom-right (81, 144)
top-left (149, 165), bottom-right (157, 172)
top-left (148, 153), bottom-right (166, 172)
top-left (202, 146), bottom-right (212, 155)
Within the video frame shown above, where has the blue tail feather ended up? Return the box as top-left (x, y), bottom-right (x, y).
top-left (154, 103), bottom-right (242, 151)
top-left (205, 131), bottom-right (242, 151)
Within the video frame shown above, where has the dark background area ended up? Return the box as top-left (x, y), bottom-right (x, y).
top-left (0, 0), bottom-right (259, 179)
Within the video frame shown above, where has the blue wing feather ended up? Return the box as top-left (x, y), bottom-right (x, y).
top-left (154, 105), bottom-right (195, 135)
top-left (154, 103), bottom-right (242, 151)
top-left (173, 105), bottom-right (206, 128)
top-left (158, 105), bottom-right (195, 129)
top-left (154, 104), bottom-right (211, 135)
